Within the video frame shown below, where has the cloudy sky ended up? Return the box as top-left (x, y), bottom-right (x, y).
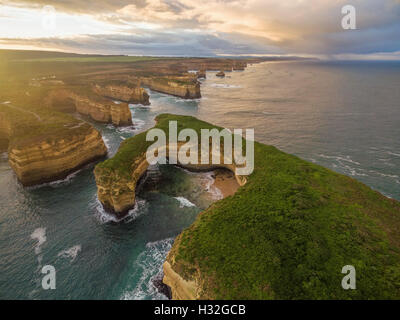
top-left (0, 0), bottom-right (399, 58)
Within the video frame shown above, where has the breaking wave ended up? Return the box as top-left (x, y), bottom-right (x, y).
top-left (26, 163), bottom-right (93, 190)
top-left (121, 238), bottom-right (174, 300)
top-left (31, 227), bottom-right (46, 255)
top-left (210, 83), bottom-right (242, 89)
top-left (92, 196), bottom-right (148, 224)
top-left (174, 197), bottom-right (196, 208)
top-left (102, 135), bottom-right (111, 150)
top-left (57, 245), bottom-right (81, 262)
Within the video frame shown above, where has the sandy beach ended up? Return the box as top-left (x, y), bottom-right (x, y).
top-left (212, 168), bottom-right (240, 198)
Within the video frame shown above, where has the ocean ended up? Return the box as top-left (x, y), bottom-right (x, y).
top-left (0, 60), bottom-right (399, 299)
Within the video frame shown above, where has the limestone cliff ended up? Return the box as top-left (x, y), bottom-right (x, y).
top-left (8, 123), bottom-right (107, 186)
top-left (95, 152), bottom-right (148, 214)
top-left (163, 259), bottom-right (198, 300)
top-left (45, 89), bottom-right (133, 126)
top-left (94, 141), bottom-right (245, 215)
top-left (93, 83), bottom-right (150, 105)
top-left (196, 70), bottom-right (206, 79)
top-left (141, 77), bottom-right (201, 99)
top-left (73, 94), bottom-right (132, 126)
top-left (233, 61), bottom-right (247, 71)
top-left (92, 114), bottom-right (400, 299)
top-left (158, 119), bottom-right (400, 300)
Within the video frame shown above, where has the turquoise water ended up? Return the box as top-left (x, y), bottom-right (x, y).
top-left (1, 61), bottom-right (400, 299)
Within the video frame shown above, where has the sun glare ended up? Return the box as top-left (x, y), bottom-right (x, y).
top-left (0, 5), bottom-right (120, 38)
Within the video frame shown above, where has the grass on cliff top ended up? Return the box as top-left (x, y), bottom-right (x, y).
top-left (0, 84), bottom-right (91, 148)
top-left (95, 114), bottom-right (221, 177)
top-left (7, 56), bottom-right (163, 63)
top-left (95, 114), bottom-right (400, 299)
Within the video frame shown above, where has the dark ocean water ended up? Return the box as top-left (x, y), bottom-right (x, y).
top-left (0, 61), bottom-right (399, 299)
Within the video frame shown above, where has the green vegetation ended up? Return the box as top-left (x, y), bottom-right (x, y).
top-left (0, 85), bottom-right (90, 149)
top-left (97, 114), bottom-right (400, 299)
top-left (0, 49), bottom-right (163, 63)
top-left (12, 56), bottom-right (162, 63)
top-left (96, 114), bottom-right (222, 177)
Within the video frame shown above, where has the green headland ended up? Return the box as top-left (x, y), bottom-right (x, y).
top-left (95, 114), bottom-right (400, 299)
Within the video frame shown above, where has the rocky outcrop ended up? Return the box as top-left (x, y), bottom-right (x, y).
top-left (95, 152), bottom-right (149, 214)
top-left (141, 77), bottom-right (201, 99)
top-left (1, 94), bottom-right (108, 187)
top-left (93, 83), bottom-right (150, 105)
top-left (93, 113), bottom-right (400, 300)
top-left (8, 123), bottom-right (107, 186)
top-left (95, 142), bottom-right (246, 214)
top-left (73, 94), bottom-right (132, 126)
top-left (45, 89), bottom-right (133, 126)
top-left (163, 260), bottom-right (198, 300)
top-left (160, 119), bottom-right (400, 300)
top-left (94, 117), bottom-right (247, 214)
top-left (196, 70), bottom-right (206, 79)
top-left (233, 61), bottom-right (247, 71)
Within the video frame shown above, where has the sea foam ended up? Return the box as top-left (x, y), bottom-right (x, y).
top-left (174, 196), bottom-right (196, 208)
top-left (58, 245), bottom-right (81, 262)
top-left (93, 196), bottom-right (147, 224)
top-left (121, 238), bottom-right (174, 300)
top-left (30, 227), bottom-right (46, 255)
top-left (210, 83), bottom-right (242, 89)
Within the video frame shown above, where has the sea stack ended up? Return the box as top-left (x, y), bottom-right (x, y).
top-left (93, 81), bottom-right (150, 105)
top-left (141, 76), bottom-right (201, 99)
top-left (8, 123), bottom-right (107, 186)
top-left (196, 70), bottom-right (206, 79)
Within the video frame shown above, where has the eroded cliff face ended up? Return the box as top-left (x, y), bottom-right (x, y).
top-left (93, 83), bottom-right (150, 105)
top-left (8, 123), bottom-right (107, 186)
top-left (95, 153), bottom-right (149, 214)
top-left (73, 94), bottom-right (132, 126)
top-left (94, 142), bottom-right (246, 214)
top-left (196, 70), bottom-right (206, 79)
top-left (233, 61), bottom-right (247, 71)
top-left (46, 89), bottom-right (133, 126)
top-left (141, 77), bottom-right (201, 99)
top-left (93, 115), bottom-right (253, 299)
top-left (163, 260), bottom-right (198, 300)
top-left (180, 59), bottom-right (250, 72)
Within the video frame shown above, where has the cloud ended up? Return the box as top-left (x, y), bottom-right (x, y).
top-left (1, 0), bottom-right (400, 57)
top-left (1, 0), bottom-right (147, 14)
top-left (0, 30), bottom-right (281, 56)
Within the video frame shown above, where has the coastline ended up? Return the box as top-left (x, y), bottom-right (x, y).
top-left (2, 54), bottom-right (400, 300)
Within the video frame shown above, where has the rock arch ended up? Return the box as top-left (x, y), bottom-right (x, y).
top-left (95, 142), bottom-right (247, 215)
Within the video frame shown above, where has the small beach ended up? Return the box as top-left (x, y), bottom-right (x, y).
top-left (212, 169), bottom-right (240, 198)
